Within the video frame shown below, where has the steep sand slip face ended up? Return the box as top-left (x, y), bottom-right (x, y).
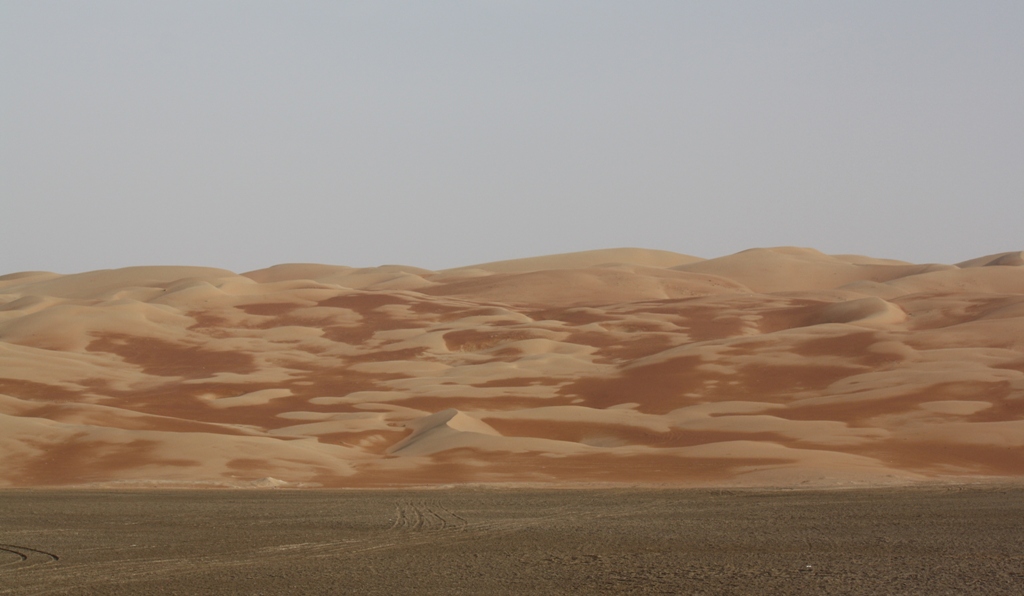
top-left (1, 246), bottom-right (1023, 488)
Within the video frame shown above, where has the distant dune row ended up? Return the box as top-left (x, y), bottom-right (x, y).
top-left (2, 247), bottom-right (1023, 488)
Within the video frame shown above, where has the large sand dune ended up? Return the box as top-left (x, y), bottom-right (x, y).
top-left (1, 247), bottom-right (1023, 487)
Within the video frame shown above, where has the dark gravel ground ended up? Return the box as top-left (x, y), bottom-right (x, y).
top-left (1, 485), bottom-right (1022, 595)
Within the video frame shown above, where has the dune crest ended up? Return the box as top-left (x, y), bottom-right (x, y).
top-left (1, 247), bottom-right (1023, 488)
top-left (957, 251), bottom-right (1024, 268)
top-left (443, 247), bottom-right (703, 274)
top-left (388, 409), bottom-right (501, 455)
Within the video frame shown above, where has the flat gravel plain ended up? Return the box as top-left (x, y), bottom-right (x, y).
top-left (1, 486), bottom-right (1022, 595)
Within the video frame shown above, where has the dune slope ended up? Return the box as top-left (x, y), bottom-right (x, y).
top-left (1, 247), bottom-right (1023, 487)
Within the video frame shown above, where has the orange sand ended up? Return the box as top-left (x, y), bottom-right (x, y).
top-left (1, 247), bottom-right (1022, 488)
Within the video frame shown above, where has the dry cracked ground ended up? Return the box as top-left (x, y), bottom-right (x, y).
top-left (1, 246), bottom-right (1023, 488)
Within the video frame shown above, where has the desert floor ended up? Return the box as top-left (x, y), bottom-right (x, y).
top-left (2, 486), bottom-right (1023, 595)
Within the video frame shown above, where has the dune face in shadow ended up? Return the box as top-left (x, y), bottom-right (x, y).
top-left (1, 248), bottom-right (1023, 488)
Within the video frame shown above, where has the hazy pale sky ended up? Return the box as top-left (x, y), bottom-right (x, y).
top-left (2, 1), bottom-right (1022, 274)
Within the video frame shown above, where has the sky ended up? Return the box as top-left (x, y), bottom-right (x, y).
top-left (2, 1), bottom-right (1022, 274)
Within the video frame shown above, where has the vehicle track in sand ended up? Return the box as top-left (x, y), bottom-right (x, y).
top-left (0, 496), bottom-right (591, 595)
top-left (0, 544), bottom-right (59, 569)
top-left (7, 493), bottom-right (663, 595)
top-left (389, 499), bottom-right (465, 532)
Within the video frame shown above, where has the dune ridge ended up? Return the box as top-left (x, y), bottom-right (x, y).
top-left (1, 246), bottom-right (1023, 488)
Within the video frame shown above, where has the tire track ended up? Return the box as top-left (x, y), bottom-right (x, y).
top-left (390, 500), bottom-right (463, 533)
top-left (0, 544), bottom-right (59, 566)
top-left (1, 496), bottom-right (668, 596)
top-left (427, 504), bottom-right (446, 530)
top-left (433, 500), bottom-right (468, 531)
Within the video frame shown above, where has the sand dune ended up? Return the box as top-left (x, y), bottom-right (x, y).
top-left (1, 246), bottom-right (1023, 488)
top-left (441, 247), bottom-right (704, 274)
top-left (674, 247), bottom-right (955, 293)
